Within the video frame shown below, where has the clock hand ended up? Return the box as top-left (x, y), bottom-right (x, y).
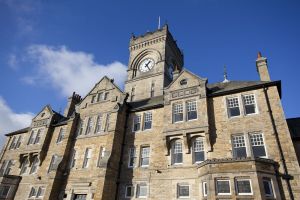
top-left (145, 61), bottom-right (151, 70)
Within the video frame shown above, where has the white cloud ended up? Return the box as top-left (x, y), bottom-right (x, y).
top-left (24, 45), bottom-right (128, 97)
top-left (0, 97), bottom-right (34, 147)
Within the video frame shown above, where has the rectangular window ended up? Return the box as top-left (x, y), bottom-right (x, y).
top-left (3, 160), bottom-right (13, 175)
top-left (144, 112), bottom-right (152, 130)
top-left (30, 156), bottom-right (39, 174)
top-left (125, 185), bottom-right (134, 198)
top-left (140, 147), bottom-right (150, 167)
top-left (48, 155), bottom-right (58, 172)
top-left (202, 182), bottom-right (208, 197)
top-left (187, 100), bottom-right (197, 120)
top-left (36, 186), bottom-right (45, 197)
top-left (20, 158), bottom-right (29, 174)
top-left (131, 87), bottom-right (135, 101)
top-left (28, 131), bottom-right (36, 145)
top-left (250, 133), bottom-right (266, 157)
top-left (193, 138), bottom-right (204, 163)
top-left (77, 120), bottom-right (83, 136)
top-left (34, 129), bottom-right (42, 144)
top-left (15, 136), bottom-right (22, 149)
top-left (97, 147), bottom-right (105, 167)
top-left (216, 179), bottom-right (231, 195)
top-left (232, 135), bottom-right (247, 158)
top-left (85, 117), bottom-right (93, 135)
top-left (136, 183), bottom-right (147, 198)
top-left (97, 92), bottom-right (103, 102)
top-left (56, 128), bottom-right (65, 143)
top-left (243, 94), bottom-right (257, 115)
top-left (263, 178), bottom-right (274, 197)
top-left (150, 82), bottom-right (155, 98)
top-left (172, 141), bottom-right (183, 164)
top-left (104, 92), bottom-right (109, 100)
top-left (28, 187), bottom-right (37, 198)
top-left (69, 149), bottom-right (76, 169)
top-left (177, 184), bottom-right (190, 198)
top-left (173, 103), bottom-right (183, 122)
top-left (91, 95), bottom-right (96, 103)
top-left (0, 160), bottom-right (7, 176)
top-left (133, 115), bottom-right (141, 132)
top-left (95, 114), bottom-right (103, 133)
top-left (0, 185), bottom-right (10, 198)
top-left (9, 136), bottom-right (16, 150)
top-left (128, 147), bottom-right (136, 168)
top-left (83, 148), bottom-right (92, 168)
top-left (236, 179), bottom-right (252, 195)
top-left (227, 97), bottom-right (240, 117)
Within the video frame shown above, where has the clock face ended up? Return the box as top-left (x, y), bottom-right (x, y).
top-left (139, 58), bottom-right (155, 73)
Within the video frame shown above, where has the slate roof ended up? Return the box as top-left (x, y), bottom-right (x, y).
top-left (128, 95), bottom-right (164, 111)
top-left (5, 127), bottom-right (30, 136)
top-left (207, 80), bottom-right (281, 97)
top-left (287, 118), bottom-right (300, 139)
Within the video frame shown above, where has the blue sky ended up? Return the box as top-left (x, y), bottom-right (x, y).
top-left (0, 0), bottom-right (300, 144)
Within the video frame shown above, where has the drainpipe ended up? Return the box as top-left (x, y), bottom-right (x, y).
top-left (263, 86), bottom-right (294, 200)
top-left (115, 98), bottom-right (130, 200)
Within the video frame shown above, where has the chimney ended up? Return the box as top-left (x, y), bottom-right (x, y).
top-left (64, 92), bottom-right (82, 117)
top-left (256, 51), bottom-right (271, 81)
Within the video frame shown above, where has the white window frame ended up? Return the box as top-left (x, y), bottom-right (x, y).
top-left (202, 181), bottom-right (207, 197)
top-left (177, 183), bottom-right (190, 198)
top-left (95, 114), bottom-right (103, 133)
top-left (20, 158), bottom-right (29, 174)
top-left (77, 119), bottom-right (84, 136)
top-left (69, 149), bottom-right (76, 169)
top-left (9, 136), bottom-right (16, 150)
top-left (263, 177), bottom-right (275, 197)
top-left (29, 156), bottom-right (39, 174)
top-left (140, 146), bottom-right (150, 167)
top-left (97, 147), bottom-right (105, 167)
top-left (173, 102), bottom-right (184, 123)
top-left (132, 115), bottom-right (141, 132)
top-left (82, 148), bottom-right (92, 168)
top-left (235, 178), bottom-right (253, 195)
top-left (249, 132), bottom-right (267, 158)
top-left (56, 128), bottom-right (65, 143)
top-left (128, 147), bottom-right (136, 168)
top-left (227, 96), bottom-right (241, 118)
top-left (143, 112), bottom-right (152, 130)
top-left (231, 134), bottom-right (248, 158)
top-left (136, 183), bottom-right (147, 198)
top-left (85, 117), bottom-right (93, 135)
top-left (28, 186), bottom-right (46, 199)
top-left (216, 179), bottom-right (231, 195)
top-left (125, 185), bottom-right (135, 198)
top-left (192, 137), bottom-right (205, 163)
top-left (242, 94), bottom-right (258, 115)
top-left (172, 140), bottom-right (183, 165)
top-left (186, 100), bottom-right (197, 121)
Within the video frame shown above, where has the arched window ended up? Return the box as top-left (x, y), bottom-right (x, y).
top-left (192, 137), bottom-right (205, 163)
top-left (171, 140), bottom-right (183, 165)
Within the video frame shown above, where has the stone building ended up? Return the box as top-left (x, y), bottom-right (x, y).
top-left (0, 25), bottom-right (299, 200)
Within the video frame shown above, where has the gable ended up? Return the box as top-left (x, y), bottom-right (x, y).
top-left (32, 105), bottom-right (53, 121)
top-left (78, 76), bottom-right (126, 109)
top-left (166, 70), bottom-right (207, 92)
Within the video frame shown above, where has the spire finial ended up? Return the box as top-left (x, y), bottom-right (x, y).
top-left (223, 65), bottom-right (229, 83)
top-left (158, 16), bottom-right (161, 29)
top-left (257, 51), bottom-right (262, 58)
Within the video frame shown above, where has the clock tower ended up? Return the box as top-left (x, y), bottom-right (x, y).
top-left (125, 25), bottom-right (184, 102)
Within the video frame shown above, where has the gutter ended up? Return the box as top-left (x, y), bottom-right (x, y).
top-left (263, 86), bottom-right (294, 200)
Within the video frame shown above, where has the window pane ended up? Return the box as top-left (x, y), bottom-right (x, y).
top-left (128, 147), bottom-right (136, 167)
top-left (137, 185), bottom-right (147, 197)
top-left (141, 147), bottom-right (150, 166)
top-left (95, 114), bottom-right (103, 133)
top-left (178, 185), bottom-right (189, 197)
top-left (243, 95), bottom-right (256, 115)
top-left (187, 101), bottom-right (197, 120)
top-left (227, 97), bottom-right (240, 117)
top-left (263, 179), bottom-right (273, 196)
top-left (232, 135), bottom-right (247, 158)
top-left (144, 112), bottom-right (152, 130)
top-left (193, 138), bottom-right (204, 162)
top-left (173, 103), bottom-right (183, 122)
top-left (133, 115), bottom-right (141, 132)
top-left (172, 141), bottom-right (183, 164)
top-left (203, 182), bottom-right (207, 196)
top-left (126, 186), bottom-right (134, 197)
top-left (236, 180), bottom-right (252, 194)
top-left (250, 133), bottom-right (266, 157)
top-left (216, 180), bottom-right (230, 194)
